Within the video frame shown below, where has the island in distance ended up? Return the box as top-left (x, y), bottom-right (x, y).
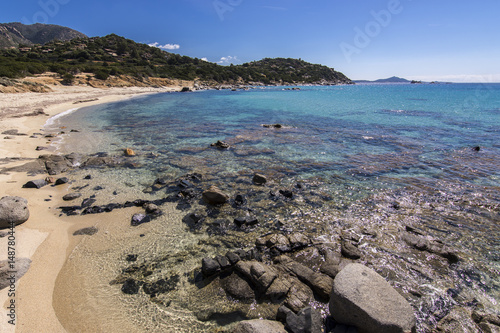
top-left (355, 76), bottom-right (451, 84)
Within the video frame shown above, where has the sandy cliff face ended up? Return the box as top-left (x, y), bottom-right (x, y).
top-left (0, 74), bottom-right (193, 93)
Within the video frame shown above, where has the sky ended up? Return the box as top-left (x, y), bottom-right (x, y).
top-left (2, 0), bottom-right (500, 82)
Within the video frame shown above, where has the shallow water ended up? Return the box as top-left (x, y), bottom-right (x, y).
top-left (48, 84), bottom-right (500, 332)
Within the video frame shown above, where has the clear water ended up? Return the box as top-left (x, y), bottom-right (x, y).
top-left (49, 84), bottom-right (500, 332)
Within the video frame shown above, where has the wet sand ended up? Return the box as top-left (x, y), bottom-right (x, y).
top-left (0, 85), bottom-right (179, 332)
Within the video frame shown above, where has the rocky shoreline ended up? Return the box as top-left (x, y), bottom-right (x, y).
top-left (2, 139), bottom-right (499, 332)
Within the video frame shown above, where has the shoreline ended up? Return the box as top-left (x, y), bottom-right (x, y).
top-left (0, 85), bottom-right (178, 332)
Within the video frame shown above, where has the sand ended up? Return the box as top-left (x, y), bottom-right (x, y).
top-left (0, 84), bottom-right (180, 332)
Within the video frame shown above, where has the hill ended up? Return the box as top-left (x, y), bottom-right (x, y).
top-left (354, 76), bottom-right (410, 84)
top-left (0, 28), bottom-right (352, 87)
top-left (0, 22), bottom-right (87, 49)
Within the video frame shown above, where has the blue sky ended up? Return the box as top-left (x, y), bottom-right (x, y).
top-left (2, 0), bottom-right (499, 82)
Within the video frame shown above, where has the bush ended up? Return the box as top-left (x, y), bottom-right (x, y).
top-left (94, 69), bottom-right (109, 80)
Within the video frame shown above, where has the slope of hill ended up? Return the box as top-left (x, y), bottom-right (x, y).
top-left (354, 76), bottom-right (410, 84)
top-left (0, 22), bottom-right (87, 49)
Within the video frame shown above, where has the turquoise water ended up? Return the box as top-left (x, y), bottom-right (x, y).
top-left (50, 84), bottom-right (500, 332)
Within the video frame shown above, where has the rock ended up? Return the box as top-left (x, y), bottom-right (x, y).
top-left (73, 227), bottom-right (98, 236)
top-left (0, 258), bottom-right (31, 290)
top-left (276, 256), bottom-right (333, 301)
top-left (329, 263), bottom-right (416, 333)
top-left (211, 140), bottom-right (230, 149)
top-left (131, 213), bottom-right (151, 226)
top-left (402, 232), bottom-right (459, 263)
top-left (124, 148), bottom-right (136, 156)
top-left (285, 282), bottom-right (314, 313)
top-left (263, 124), bottom-right (283, 129)
top-left (232, 319), bottom-right (287, 333)
top-left (285, 306), bottom-right (323, 333)
top-left (472, 146), bottom-right (481, 152)
top-left (55, 177), bottom-right (69, 185)
top-left (215, 255), bottom-right (232, 270)
top-left (22, 179), bottom-right (47, 189)
top-left (225, 251), bottom-right (241, 265)
top-left (279, 189), bottom-right (294, 198)
top-left (0, 196), bottom-right (30, 228)
top-left (437, 307), bottom-right (481, 333)
top-left (201, 257), bottom-right (221, 277)
top-left (221, 271), bottom-right (256, 302)
top-left (35, 146), bottom-right (48, 151)
top-left (180, 87), bottom-right (191, 92)
top-left (253, 173), bottom-right (267, 185)
top-left (341, 241), bottom-right (362, 260)
top-left (143, 275), bottom-right (179, 295)
top-left (143, 203), bottom-right (160, 214)
top-left (45, 176), bottom-right (56, 184)
top-left (202, 186), bottom-right (229, 205)
top-left (121, 278), bottom-right (140, 294)
top-left (288, 233), bottom-right (310, 249)
top-left (62, 192), bottom-right (82, 201)
top-left (39, 154), bottom-right (72, 175)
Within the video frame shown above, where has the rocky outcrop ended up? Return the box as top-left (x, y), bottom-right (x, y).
top-left (402, 232), bottom-right (459, 263)
top-left (0, 196), bottom-right (29, 229)
top-left (329, 264), bottom-right (416, 333)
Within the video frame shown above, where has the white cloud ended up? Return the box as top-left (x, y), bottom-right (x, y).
top-left (218, 56), bottom-right (239, 64)
top-left (201, 57), bottom-right (209, 62)
top-left (148, 42), bottom-right (180, 50)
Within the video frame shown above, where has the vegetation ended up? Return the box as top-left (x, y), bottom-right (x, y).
top-left (0, 33), bottom-right (352, 85)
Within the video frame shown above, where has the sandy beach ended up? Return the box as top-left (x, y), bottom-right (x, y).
top-left (0, 84), bottom-right (180, 332)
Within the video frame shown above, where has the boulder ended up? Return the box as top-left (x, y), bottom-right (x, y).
top-left (221, 271), bottom-right (256, 302)
top-left (232, 319), bottom-right (287, 333)
top-left (201, 257), bottom-right (221, 277)
top-left (329, 263), bottom-right (416, 333)
top-left (341, 241), bottom-right (362, 260)
top-left (253, 173), bottom-right (267, 185)
top-left (124, 148), bottom-right (136, 156)
top-left (62, 192), bottom-right (82, 201)
top-left (22, 179), bottom-right (47, 189)
top-left (211, 140), bottom-right (230, 149)
top-left (39, 154), bottom-right (72, 175)
top-left (0, 258), bottom-right (31, 290)
top-left (0, 196), bottom-right (30, 228)
top-left (285, 306), bottom-right (323, 333)
top-left (202, 186), bottom-right (229, 205)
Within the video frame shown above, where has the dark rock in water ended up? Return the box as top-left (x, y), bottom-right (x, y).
top-left (182, 212), bottom-right (204, 227)
top-left (472, 146), bottom-right (481, 151)
top-left (23, 179), bottom-right (47, 189)
top-left (55, 177), bottom-right (69, 185)
top-left (206, 219), bottom-right (230, 236)
top-left (143, 275), bottom-right (179, 296)
top-left (234, 194), bottom-right (247, 206)
top-left (253, 173), bottom-right (267, 185)
top-left (275, 255), bottom-right (333, 301)
top-left (126, 254), bottom-right (138, 262)
top-left (81, 206), bottom-right (104, 215)
top-left (131, 213), bottom-right (151, 226)
top-left (201, 257), bottom-right (221, 277)
top-left (0, 196), bottom-right (29, 229)
top-left (221, 271), bottom-right (256, 303)
top-left (232, 319), bottom-right (287, 333)
top-left (210, 140), bottom-right (230, 149)
top-left (0, 258), bottom-right (31, 290)
top-left (341, 241), bottom-right (362, 260)
top-left (267, 234), bottom-right (292, 253)
top-left (262, 124), bottom-right (283, 129)
top-left (84, 175), bottom-right (92, 180)
top-left (279, 189), bottom-right (294, 199)
top-left (39, 154), bottom-right (72, 175)
top-left (59, 205), bottom-right (80, 216)
top-left (180, 87), bottom-right (191, 92)
top-left (73, 227), bottom-right (98, 236)
top-left (402, 232), bottom-right (459, 263)
top-left (121, 278), bottom-right (140, 294)
top-left (81, 198), bottom-right (96, 208)
top-left (202, 186), bottom-right (229, 205)
top-left (215, 255), bottom-right (232, 270)
top-left (35, 146), bottom-right (48, 151)
top-left (143, 203), bottom-right (160, 214)
top-left (225, 251), bottom-right (241, 265)
top-left (288, 233), bottom-right (310, 249)
top-left (329, 263), bottom-right (416, 333)
top-left (235, 261), bottom-right (278, 293)
top-left (234, 217), bottom-right (247, 227)
top-left (284, 306), bottom-right (323, 333)
top-left (62, 193), bottom-right (82, 201)
top-left (93, 185), bottom-right (104, 191)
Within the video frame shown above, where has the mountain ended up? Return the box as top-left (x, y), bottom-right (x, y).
top-left (354, 76), bottom-right (410, 84)
top-left (0, 22), bottom-right (87, 49)
top-left (0, 32), bottom-right (352, 86)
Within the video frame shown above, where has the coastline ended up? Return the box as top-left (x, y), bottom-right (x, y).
top-left (0, 85), bottom-right (179, 332)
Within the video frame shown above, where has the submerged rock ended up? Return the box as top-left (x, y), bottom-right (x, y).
top-left (62, 193), bottom-right (82, 201)
top-left (211, 140), bottom-right (230, 149)
top-left (0, 196), bottom-right (29, 228)
top-left (253, 173), bottom-right (267, 185)
top-left (202, 186), bottom-right (229, 205)
top-left (232, 319), bottom-right (287, 333)
top-left (329, 263), bottom-right (416, 333)
top-left (124, 148), bottom-right (136, 156)
top-left (73, 227), bottom-right (98, 236)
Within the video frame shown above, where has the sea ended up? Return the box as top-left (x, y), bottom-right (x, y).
top-left (46, 83), bottom-right (500, 332)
